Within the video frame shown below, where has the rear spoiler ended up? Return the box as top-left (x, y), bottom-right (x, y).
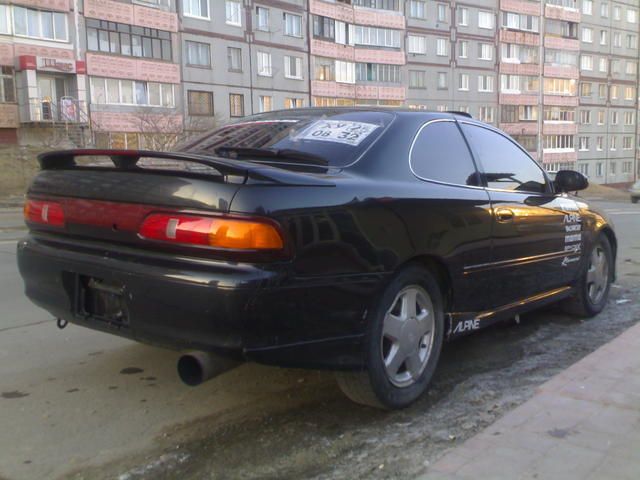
top-left (37, 149), bottom-right (334, 187)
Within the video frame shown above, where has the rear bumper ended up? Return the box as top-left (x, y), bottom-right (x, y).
top-left (17, 234), bottom-right (382, 368)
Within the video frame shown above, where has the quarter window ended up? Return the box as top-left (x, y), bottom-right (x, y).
top-left (411, 121), bottom-right (479, 186)
top-left (461, 124), bottom-right (548, 193)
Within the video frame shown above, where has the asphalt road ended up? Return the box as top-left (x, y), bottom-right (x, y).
top-left (0, 200), bottom-right (639, 480)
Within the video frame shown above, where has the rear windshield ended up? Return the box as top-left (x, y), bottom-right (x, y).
top-left (176, 110), bottom-right (394, 168)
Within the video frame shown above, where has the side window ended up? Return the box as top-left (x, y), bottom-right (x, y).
top-left (461, 124), bottom-right (548, 193)
top-left (410, 121), bottom-right (479, 186)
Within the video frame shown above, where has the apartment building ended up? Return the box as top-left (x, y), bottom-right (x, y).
top-left (0, 0), bottom-right (637, 183)
top-left (577, 0), bottom-right (638, 185)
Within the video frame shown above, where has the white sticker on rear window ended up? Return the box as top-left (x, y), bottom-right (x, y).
top-left (295, 120), bottom-right (380, 146)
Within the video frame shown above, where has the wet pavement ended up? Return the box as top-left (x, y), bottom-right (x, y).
top-left (0, 200), bottom-right (639, 480)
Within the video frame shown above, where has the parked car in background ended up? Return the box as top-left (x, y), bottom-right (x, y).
top-left (17, 108), bottom-right (616, 409)
top-left (630, 180), bottom-right (640, 204)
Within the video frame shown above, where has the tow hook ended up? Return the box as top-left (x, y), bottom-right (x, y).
top-left (56, 318), bottom-right (68, 329)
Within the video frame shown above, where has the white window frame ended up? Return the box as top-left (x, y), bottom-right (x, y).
top-left (582, 27), bottom-right (593, 43)
top-left (284, 55), bottom-right (303, 80)
top-left (409, 0), bottom-right (426, 19)
top-left (458, 7), bottom-right (468, 26)
top-left (582, 0), bottom-right (592, 15)
top-left (408, 35), bottom-right (426, 54)
top-left (12, 6), bottom-right (68, 41)
top-left (257, 51), bottom-right (272, 77)
top-left (580, 54), bottom-right (593, 71)
top-left (183, 0), bottom-right (209, 19)
top-left (478, 43), bottom-right (492, 61)
top-left (436, 38), bottom-right (448, 56)
top-left (284, 12), bottom-right (302, 37)
top-left (335, 60), bottom-right (355, 84)
top-left (459, 40), bottom-right (468, 58)
top-left (256, 6), bottom-right (269, 31)
top-left (478, 11), bottom-right (493, 29)
top-left (458, 73), bottom-right (469, 91)
top-left (225, 0), bottom-right (242, 27)
top-left (478, 75), bottom-right (494, 93)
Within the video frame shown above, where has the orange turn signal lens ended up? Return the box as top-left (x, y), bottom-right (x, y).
top-left (139, 214), bottom-right (284, 250)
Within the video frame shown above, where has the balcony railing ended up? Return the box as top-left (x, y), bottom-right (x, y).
top-left (27, 97), bottom-right (89, 124)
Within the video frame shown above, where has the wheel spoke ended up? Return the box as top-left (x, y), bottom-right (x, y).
top-left (405, 352), bottom-right (423, 380)
top-left (416, 308), bottom-right (433, 336)
top-left (385, 344), bottom-right (406, 377)
top-left (586, 266), bottom-right (597, 285)
top-left (401, 289), bottom-right (418, 319)
top-left (383, 313), bottom-right (404, 341)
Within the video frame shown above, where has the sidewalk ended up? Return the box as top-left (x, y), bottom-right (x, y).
top-left (418, 321), bottom-right (640, 480)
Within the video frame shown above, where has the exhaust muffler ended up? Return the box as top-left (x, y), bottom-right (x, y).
top-left (177, 351), bottom-right (240, 386)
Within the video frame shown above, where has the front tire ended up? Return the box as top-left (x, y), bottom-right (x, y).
top-left (336, 265), bottom-right (445, 409)
top-left (562, 235), bottom-right (613, 317)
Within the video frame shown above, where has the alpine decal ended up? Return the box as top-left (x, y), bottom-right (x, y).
top-left (452, 319), bottom-right (480, 334)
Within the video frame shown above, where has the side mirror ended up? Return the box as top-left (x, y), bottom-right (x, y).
top-left (554, 170), bottom-right (589, 193)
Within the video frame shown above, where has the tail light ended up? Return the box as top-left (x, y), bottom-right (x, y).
top-left (139, 213), bottom-right (284, 251)
top-left (24, 199), bottom-right (65, 227)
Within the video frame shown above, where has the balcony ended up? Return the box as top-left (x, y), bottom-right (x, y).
top-left (24, 98), bottom-right (89, 124)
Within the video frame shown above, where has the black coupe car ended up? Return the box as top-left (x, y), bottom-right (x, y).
top-left (18, 108), bottom-right (616, 409)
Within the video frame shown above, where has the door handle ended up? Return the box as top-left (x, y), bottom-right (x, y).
top-left (496, 208), bottom-right (514, 222)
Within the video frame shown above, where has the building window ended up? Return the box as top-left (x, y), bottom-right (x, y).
top-left (352, 0), bottom-right (400, 11)
top-left (185, 41), bottom-right (210, 67)
top-left (227, 47), bottom-right (242, 71)
top-left (611, 111), bottom-right (619, 124)
top-left (502, 12), bottom-right (539, 32)
top-left (229, 94), bottom-right (244, 117)
top-left (580, 55), bottom-right (593, 71)
top-left (613, 32), bottom-right (622, 47)
top-left (408, 35), bottom-right (426, 54)
top-left (579, 82), bottom-right (592, 97)
top-left (188, 90), bottom-right (213, 116)
top-left (409, 0), bottom-right (426, 19)
top-left (436, 38), bottom-right (448, 56)
top-left (597, 110), bottom-right (605, 124)
top-left (225, 0), bottom-right (242, 26)
top-left (625, 87), bottom-right (635, 100)
top-left (284, 98), bottom-right (303, 109)
top-left (314, 57), bottom-right (334, 81)
top-left (624, 111), bottom-right (635, 125)
top-left (600, 30), bottom-right (607, 45)
top-left (613, 6), bottom-right (621, 20)
top-left (0, 66), bottom-right (15, 103)
top-left (610, 85), bottom-right (619, 100)
top-left (458, 7), bottom-right (468, 26)
top-left (258, 95), bottom-right (272, 113)
top-left (610, 137), bottom-right (617, 151)
top-left (544, 78), bottom-right (577, 96)
top-left (596, 136), bottom-right (603, 150)
top-left (13, 6), bottom-right (68, 41)
top-left (627, 34), bottom-right (638, 49)
top-left (628, 9), bottom-right (637, 23)
top-left (626, 61), bottom-right (637, 75)
top-left (284, 55), bottom-right (303, 80)
top-left (458, 73), bottom-right (469, 91)
top-left (256, 6), bottom-right (269, 31)
top-left (0, 5), bottom-right (9, 35)
top-left (458, 41), bottom-right (468, 58)
top-left (409, 70), bottom-right (426, 89)
top-left (580, 110), bottom-right (591, 124)
top-left (257, 51), bottom-right (272, 76)
top-left (284, 13), bottom-right (302, 37)
top-left (610, 160), bottom-right (616, 173)
top-left (478, 75), bottom-right (494, 92)
top-left (598, 58), bottom-right (607, 73)
top-left (479, 106), bottom-right (494, 123)
top-left (623, 137), bottom-right (633, 150)
top-left (598, 84), bottom-right (607, 99)
top-left (596, 162), bottom-right (603, 176)
top-left (356, 63), bottom-right (401, 83)
top-left (183, 0), bottom-right (209, 18)
top-left (578, 137), bottom-right (589, 151)
top-left (544, 107), bottom-right (575, 122)
top-left (353, 25), bottom-right (401, 48)
top-left (335, 60), bottom-right (356, 83)
top-left (313, 15), bottom-right (334, 40)
top-left (437, 72), bottom-right (447, 89)
top-left (437, 3), bottom-right (447, 22)
top-left (90, 77), bottom-right (174, 107)
top-left (578, 163), bottom-right (589, 176)
top-left (478, 11), bottom-right (493, 29)
top-left (543, 135), bottom-right (574, 151)
top-left (583, 0), bottom-right (592, 15)
top-left (623, 161), bottom-right (632, 173)
top-left (582, 27), bottom-right (593, 43)
top-left (478, 43), bottom-right (492, 61)
top-left (86, 19), bottom-right (172, 61)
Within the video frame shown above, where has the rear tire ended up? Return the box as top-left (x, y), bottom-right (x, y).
top-left (562, 235), bottom-right (613, 317)
top-left (336, 265), bottom-right (445, 409)
top-left (632, 197), bottom-right (639, 204)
